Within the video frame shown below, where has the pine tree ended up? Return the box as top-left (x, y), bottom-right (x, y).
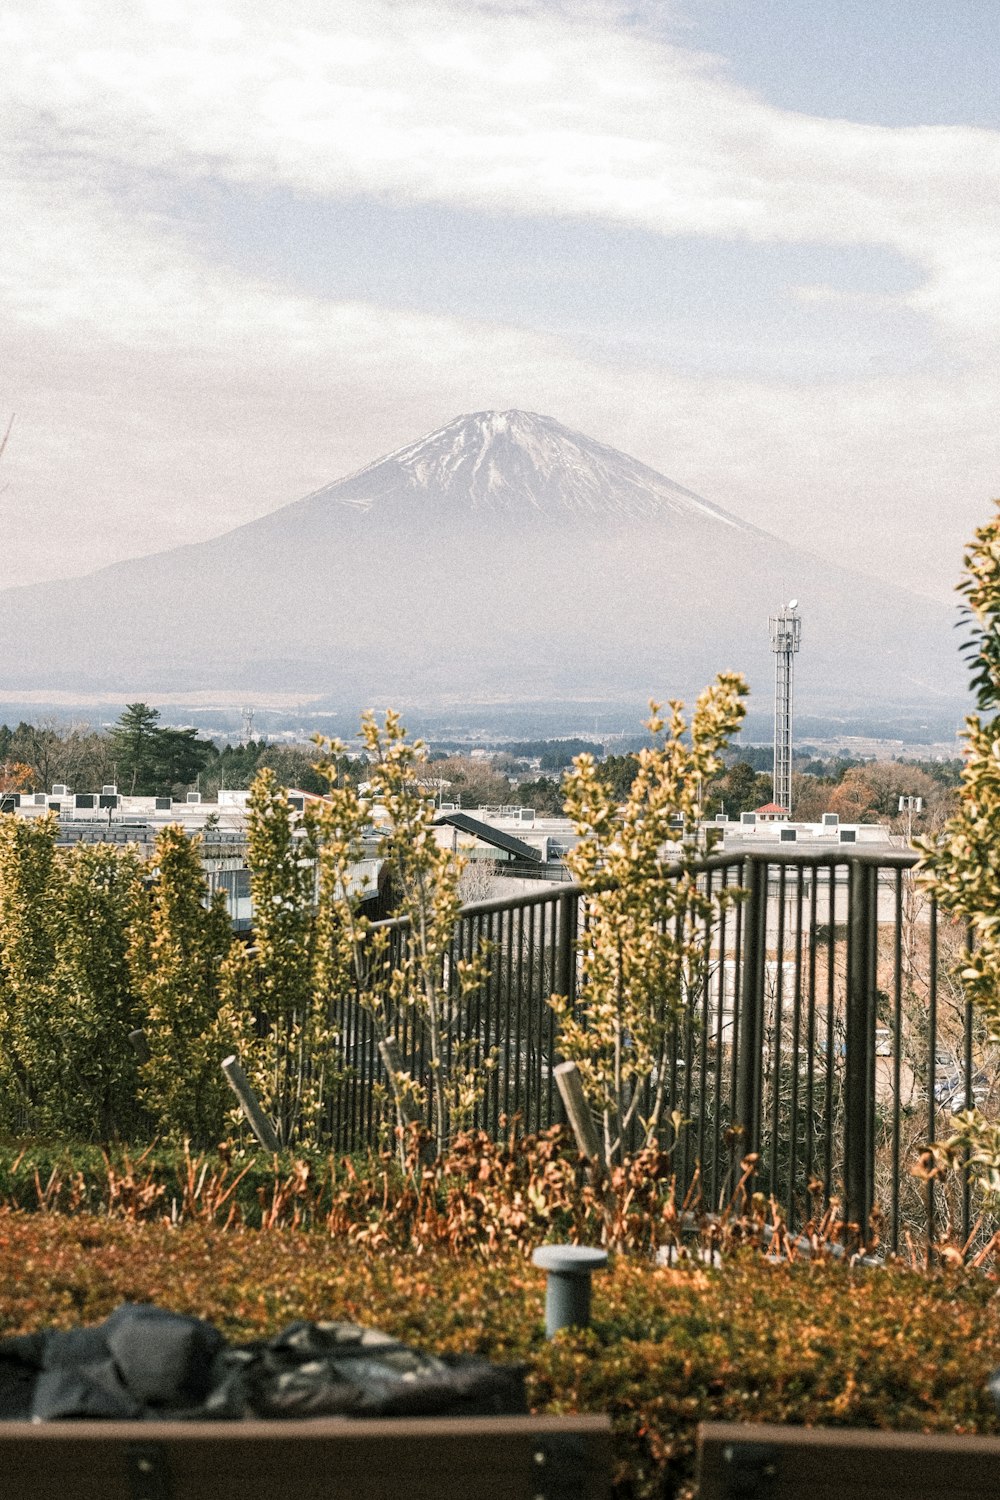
top-left (111, 702), bottom-right (162, 795)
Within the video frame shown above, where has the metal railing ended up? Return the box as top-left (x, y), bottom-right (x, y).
top-left (329, 849), bottom-right (993, 1253)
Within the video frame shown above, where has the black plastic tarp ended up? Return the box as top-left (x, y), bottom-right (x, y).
top-left (0, 1304), bottom-right (526, 1423)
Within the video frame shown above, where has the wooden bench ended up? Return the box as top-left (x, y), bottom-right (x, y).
top-left (696, 1420), bottom-right (1000, 1498)
top-left (0, 1413), bottom-right (612, 1500)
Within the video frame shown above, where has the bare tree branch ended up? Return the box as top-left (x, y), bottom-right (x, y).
top-left (0, 413), bottom-right (14, 495)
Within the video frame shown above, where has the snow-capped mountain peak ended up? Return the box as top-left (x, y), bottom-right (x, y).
top-left (300, 410), bottom-right (751, 529)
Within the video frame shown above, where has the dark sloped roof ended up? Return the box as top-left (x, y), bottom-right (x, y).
top-left (433, 811), bottom-right (542, 862)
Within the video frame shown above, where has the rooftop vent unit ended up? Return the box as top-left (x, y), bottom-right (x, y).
top-left (155, 797), bottom-right (172, 811)
top-left (779, 827), bottom-right (797, 842)
top-left (33, 793), bottom-right (47, 806)
top-left (75, 794), bottom-right (95, 810)
top-left (287, 795), bottom-right (305, 812)
top-left (741, 812), bottom-right (756, 826)
top-left (102, 785), bottom-right (118, 797)
top-left (839, 828), bottom-right (857, 843)
top-left (186, 792), bottom-right (202, 805)
top-left (822, 812), bottom-right (839, 827)
top-left (98, 794), bottom-right (119, 809)
top-left (715, 813), bottom-right (728, 823)
top-left (52, 784), bottom-right (69, 797)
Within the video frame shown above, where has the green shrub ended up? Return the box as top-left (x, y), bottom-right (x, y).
top-left (0, 824), bottom-right (149, 1139)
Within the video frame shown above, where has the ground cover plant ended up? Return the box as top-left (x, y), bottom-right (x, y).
top-left (0, 1208), bottom-right (997, 1498)
top-left (0, 1127), bottom-right (717, 1251)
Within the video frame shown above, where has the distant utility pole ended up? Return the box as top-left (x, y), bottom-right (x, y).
top-left (898, 794), bottom-right (923, 845)
top-left (769, 600), bottom-right (801, 816)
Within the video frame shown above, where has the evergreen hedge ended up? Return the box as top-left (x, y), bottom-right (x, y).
top-left (0, 1211), bottom-right (997, 1498)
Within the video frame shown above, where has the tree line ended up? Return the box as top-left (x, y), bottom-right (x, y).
top-left (0, 702), bottom-right (962, 831)
top-left (0, 704), bottom-right (364, 802)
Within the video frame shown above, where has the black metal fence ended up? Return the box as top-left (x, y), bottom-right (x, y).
top-left (329, 850), bottom-right (994, 1253)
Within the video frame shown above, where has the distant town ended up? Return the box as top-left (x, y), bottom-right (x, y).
top-left (0, 691), bottom-right (963, 934)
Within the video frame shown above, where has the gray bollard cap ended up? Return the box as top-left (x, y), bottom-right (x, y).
top-left (532, 1245), bottom-right (608, 1275)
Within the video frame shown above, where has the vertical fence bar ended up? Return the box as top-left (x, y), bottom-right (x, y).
top-left (709, 870), bottom-right (730, 1209)
top-left (735, 856), bottom-right (767, 1172)
top-left (844, 860), bottom-right (877, 1241)
top-left (926, 894), bottom-right (939, 1258)
top-left (728, 860), bottom-right (745, 1179)
top-left (479, 911), bottom-right (492, 1131)
top-left (787, 866), bottom-right (805, 1226)
top-left (891, 868), bottom-right (904, 1253)
top-left (548, 888), bottom-right (563, 1128)
top-left (494, 906), bottom-right (507, 1133)
top-left (500, 900), bottom-right (515, 1128)
top-left (963, 920), bottom-right (975, 1244)
top-left (542, 888), bottom-right (560, 1128)
top-left (550, 888), bottom-right (576, 1129)
top-left (363, 993), bottom-right (375, 1151)
top-left (530, 894), bottom-right (548, 1128)
top-left (804, 867), bottom-right (819, 1200)
top-left (331, 973), bottom-right (346, 1152)
top-left (555, 887), bottom-right (574, 1007)
top-left (824, 866), bottom-right (837, 1203)
top-left (695, 866), bottom-right (713, 1196)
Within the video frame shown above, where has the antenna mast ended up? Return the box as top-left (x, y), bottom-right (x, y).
top-left (769, 601), bottom-right (801, 816)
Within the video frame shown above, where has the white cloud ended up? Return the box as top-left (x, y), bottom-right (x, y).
top-left (5, 0), bottom-right (1000, 342)
top-left (1, 0), bottom-right (998, 606)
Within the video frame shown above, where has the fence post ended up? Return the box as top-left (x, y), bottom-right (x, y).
top-left (844, 859), bottom-right (877, 1244)
top-left (734, 855), bottom-right (767, 1166)
top-left (554, 1060), bottom-right (605, 1167)
top-left (554, 888), bottom-right (576, 1007)
top-left (221, 1055), bottom-right (281, 1154)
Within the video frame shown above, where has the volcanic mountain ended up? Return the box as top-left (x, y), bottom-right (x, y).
top-left (0, 410), bottom-right (963, 709)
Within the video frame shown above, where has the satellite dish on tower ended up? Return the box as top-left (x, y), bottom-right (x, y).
top-left (788, 598), bottom-right (798, 610)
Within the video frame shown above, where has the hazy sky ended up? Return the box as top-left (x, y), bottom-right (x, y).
top-left (3, 0), bottom-right (999, 599)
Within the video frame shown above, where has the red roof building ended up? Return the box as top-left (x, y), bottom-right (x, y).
top-left (753, 802), bottom-right (789, 822)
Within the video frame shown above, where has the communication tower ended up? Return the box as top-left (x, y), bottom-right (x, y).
top-left (241, 705), bottom-right (256, 744)
top-left (769, 600), bottom-right (801, 816)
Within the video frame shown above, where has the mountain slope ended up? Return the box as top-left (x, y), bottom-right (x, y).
top-left (0, 410), bottom-right (964, 710)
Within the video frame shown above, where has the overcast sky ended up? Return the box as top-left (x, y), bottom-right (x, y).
top-left (3, 0), bottom-right (998, 600)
